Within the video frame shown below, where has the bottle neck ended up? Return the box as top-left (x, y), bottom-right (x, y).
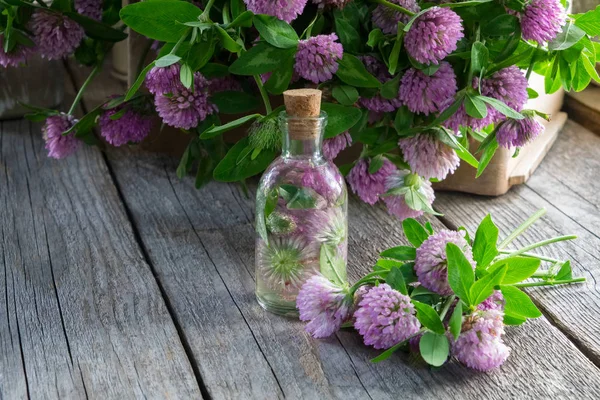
top-left (279, 111), bottom-right (327, 159)
top-left (282, 135), bottom-right (323, 158)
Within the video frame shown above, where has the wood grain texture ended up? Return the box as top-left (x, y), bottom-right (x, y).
top-left (435, 120), bottom-right (600, 368)
top-left (105, 149), bottom-right (372, 399)
top-left (106, 147), bottom-right (600, 399)
top-left (73, 59), bottom-right (600, 398)
top-left (0, 120), bottom-right (202, 399)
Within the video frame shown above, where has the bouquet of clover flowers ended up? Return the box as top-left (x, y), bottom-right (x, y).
top-left (1, 0), bottom-right (130, 154)
top-left (296, 210), bottom-right (586, 371)
top-left (29, 0), bottom-right (600, 220)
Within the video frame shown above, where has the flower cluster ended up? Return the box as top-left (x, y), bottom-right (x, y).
top-left (26, 0), bottom-right (597, 236)
top-left (146, 64), bottom-right (218, 130)
top-left (297, 211), bottom-right (585, 372)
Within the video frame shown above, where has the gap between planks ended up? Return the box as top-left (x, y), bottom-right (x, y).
top-left (63, 59), bottom-right (213, 399)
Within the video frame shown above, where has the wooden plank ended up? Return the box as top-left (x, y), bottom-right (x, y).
top-left (0, 120), bottom-right (202, 398)
top-left (74, 59), bottom-right (600, 397)
top-left (105, 149), bottom-right (371, 399)
top-left (564, 87), bottom-right (600, 136)
top-left (435, 121), bottom-right (600, 368)
top-left (106, 147), bottom-right (600, 399)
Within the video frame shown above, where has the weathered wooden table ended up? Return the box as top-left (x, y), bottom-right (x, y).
top-left (1, 63), bottom-right (600, 399)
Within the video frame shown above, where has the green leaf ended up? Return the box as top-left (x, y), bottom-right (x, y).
top-left (481, 14), bottom-right (518, 36)
top-left (492, 257), bottom-right (541, 284)
top-left (394, 106), bottom-right (414, 134)
top-left (402, 219), bottom-right (430, 247)
top-left (555, 261), bottom-right (573, 281)
top-left (465, 94), bottom-right (488, 119)
top-left (476, 134), bottom-right (498, 178)
top-left (201, 114), bottom-right (261, 138)
top-left (215, 26), bottom-right (242, 52)
top-left (156, 54), bottom-right (181, 67)
top-left (368, 155), bottom-right (385, 174)
top-left (573, 6), bottom-right (600, 36)
top-left (210, 91), bottom-right (259, 114)
top-left (470, 41), bottom-right (489, 78)
top-left (504, 314), bottom-right (527, 326)
top-left (336, 53), bottom-right (381, 88)
top-left (472, 214), bottom-right (499, 268)
top-left (388, 28), bottom-right (403, 75)
top-left (200, 63), bottom-right (230, 78)
top-left (65, 12), bottom-right (128, 42)
top-left (527, 88), bottom-right (539, 99)
top-left (412, 301), bottom-right (445, 335)
top-left (321, 102), bottom-right (362, 139)
top-left (195, 156), bottom-right (214, 189)
top-left (253, 14), bottom-right (299, 49)
top-left (320, 244), bottom-right (347, 286)
top-left (177, 141), bottom-right (194, 179)
top-left (265, 54), bottom-right (295, 95)
top-left (279, 184), bottom-right (318, 209)
top-left (470, 264), bottom-right (507, 306)
top-left (434, 128), bottom-right (479, 169)
top-left (229, 43), bottom-right (296, 75)
top-left (572, 58), bottom-right (592, 92)
top-left (548, 20), bottom-right (586, 51)
top-left (367, 28), bottom-right (384, 48)
top-left (186, 32), bottom-right (216, 71)
top-left (500, 285), bottom-right (542, 320)
top-left (380, 246), bottom-right (417, 261)
top-left (228, 10), bottom-right (254, 28)
top-left (479, 96), bottom-right (524, 119)
top-left (386, 266), bottom-right (407, 295)
top-left (448, 302), bottom-right (463, 340)
top-left (120, 1), bottom-right (201, 42)
top-left (336, 18), bottom-right (361, 54)
top-left (125, 61), bottom-right (155, 101)
top-left (332, 85), bottom-right (359, 106)
top-left (446, 243), bottom-right (475, 306)
top-left (381, 74), bottom-right (401, 100)
top-left (582, 55), bottom-right (600, 83)
top-left (213, 138), bottom-right (277, 182)
top-left (419, 332), bottom-right (449, 367)
top-left (179, 63), bottom-right (193, 89)
top-left (429, 93), bottom-right (465, 127)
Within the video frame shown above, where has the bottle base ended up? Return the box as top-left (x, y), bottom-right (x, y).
top-left (256, 294), bottom-right (299, 317)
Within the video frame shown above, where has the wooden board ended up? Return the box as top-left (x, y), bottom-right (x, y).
top-left (58, 59), bottom-right (600, 398)
top-left (435, 120), bottom-right (600, 367)
top-left (102, 147), bottom-right (600, 399)
top-left (565, 86), bottom-right (600, 136)
top-left (0, 120), bottom-right (202, 398)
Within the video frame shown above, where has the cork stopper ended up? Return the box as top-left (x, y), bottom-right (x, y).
top-left (283, 89), bottom-right (323, 140)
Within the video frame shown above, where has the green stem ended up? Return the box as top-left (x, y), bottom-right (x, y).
top-left (170, 30), bottom-right (190, 55)
top-left (506, 235), bottom-right (577, 258)
top-left (498, 208), bottom-right (546, 250)
top-left (531, 271), bottom-right (553, 279)
top-left (370, 0), bottom-right (415, 16)
top-left (439, 295), bottom-right (456, 320)
top-left (512, 277), bottom-right (586, 288)
top-left (253, 75), bottom-right (272, 114)
top-left (301, 11), bottom-right (321, 39)
top-left (525, 44), bottom-right (541, 80)
top-left (68, 62), bottom-right (102, 115)
top-left (136, 40), bottom-right (153, 77)
top-left (497, 250), bottom-right (560, 263)
top-left (201, 0), bottom-right (216, 18)
top-left (350, 271), bottom-right (387, 293)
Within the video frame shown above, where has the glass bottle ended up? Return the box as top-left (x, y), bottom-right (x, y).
top-left (255, 89), bottom-right (348, 316)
